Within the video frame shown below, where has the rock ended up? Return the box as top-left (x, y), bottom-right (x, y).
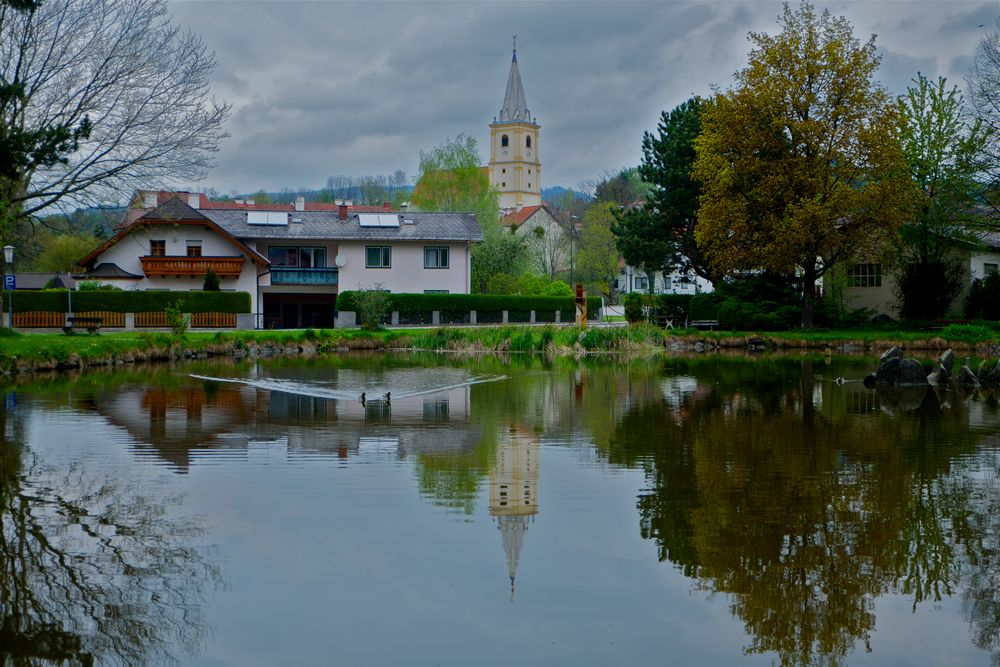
top-left (874, 357), bottom-right (902, 384)
top-left (873, 355), bottom-right (929, 386)
top-left (880, 347), bottom-right (903, 363)
top-left (956, 365), bottom-right (980, 388)
top-left (863, 373), bottom-right (877, 389)
top-left (897, 358), bottom-right (930, 386)
top-left (977, 359), bottom-right (991, 385)
top-left (938, 349), bottom-right (955, 376)
top-left (988, 360), bottom-right (1000, 388)
top-left (876, 385), bottom-right (928, 415)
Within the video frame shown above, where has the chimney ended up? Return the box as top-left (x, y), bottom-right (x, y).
top-left (295, 196), bottom-right (305, 212)
top-left (188, 192), bottom-right (200, 209)
top-left (382, 201), bottom-right (391, 211)
top-left (338, 203), bottom-right (348, 220)
top-left (142, 190), bottom-right (157, 208)
top-left (400, 202), bottom-right (408, 211)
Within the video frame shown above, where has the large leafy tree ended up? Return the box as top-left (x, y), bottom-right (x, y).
top-left (576, 202), bottom-right (621, 297)
top-left (612, 97), bottom-right (715, 286)
top-left (411, 135), bottom-right (524, 292)
top-left (896, 74), bottom-right (994, 319)
top-left (693, 2), bottom-right (914, 327)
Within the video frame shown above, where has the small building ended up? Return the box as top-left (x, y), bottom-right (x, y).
top-left (500, 204), bottom-right (567, 276)
top-left (616, 263), bottom-right (713, 296)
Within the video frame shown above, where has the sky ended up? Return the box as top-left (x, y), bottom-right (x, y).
top-left (167, 1), bottom-right (999, 196)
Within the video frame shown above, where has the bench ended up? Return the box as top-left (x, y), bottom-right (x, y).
top-left (688, 319), bottom-right (720, 330)
top-left (653, 314), bottom-right (675, 329)
top-left (63, 316), bottom-right (102, 335)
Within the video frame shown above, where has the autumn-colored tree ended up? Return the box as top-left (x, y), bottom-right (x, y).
top-left (693, 2), bottom-right (914, 327)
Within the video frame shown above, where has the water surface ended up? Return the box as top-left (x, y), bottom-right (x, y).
top-left (2, 353), bottom-right (999, 665)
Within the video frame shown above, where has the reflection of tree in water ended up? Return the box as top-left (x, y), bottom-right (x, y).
top-left (0, 405), bottom-right (221, 665)
top-left (598, 357), bottom-right (1000, 666)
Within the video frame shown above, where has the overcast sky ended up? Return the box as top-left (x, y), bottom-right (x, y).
top-left (167, 1), bottom-right (998, 195)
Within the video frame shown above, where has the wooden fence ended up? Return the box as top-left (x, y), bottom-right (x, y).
top-left (11, 311), bottom-right (236, 329)
top-left (13, 311), bottom-right (125, 327)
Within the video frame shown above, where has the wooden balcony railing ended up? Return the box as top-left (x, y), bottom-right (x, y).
top-left (140, 256), bottom-right (244, 277)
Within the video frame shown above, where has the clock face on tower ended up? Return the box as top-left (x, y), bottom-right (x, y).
top-left (526, 148), bottom-right (532, 157)
top-left (501, 147), bottom-right (508, 157)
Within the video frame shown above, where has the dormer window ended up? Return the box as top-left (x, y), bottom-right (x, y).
top-left (150, 240), bottom-right (166, 256)
top-left (501, 135), bottom-right (509, 147)
top-left (526, 136), bottom-right (532, 148)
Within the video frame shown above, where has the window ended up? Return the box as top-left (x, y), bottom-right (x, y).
top-left (985, 263), bottom-right (998, 276)
top-left (502, 168), bottom-right (506, 174)
top-left (501, 134), bottom-right (509, 147)
top-left (268, 247), bottom-right (327, 267)
top-left (847, 263), bottom-right (882, 287)
top-left (366, 246), bottom-right (391, 268)
top-left (526, 136), bottom-right (531, 148)
top-left (502, 182), bottom-right (506, 187)
top-left (186, 240), bottom-right (202, 257)
top-left (150, 240), bottom-right (166, 256)
top-left (634, 276), bottom-right (648, 290)
top-left (663, 277), bottom-right (672, 291)
top-left (424, 246), bottom-right (449, 269)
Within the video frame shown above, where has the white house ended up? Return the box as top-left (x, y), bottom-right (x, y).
top-left (615, 263), bottom-right (713, 296)
top-left (500, 204), bottom-right (568, 276)
top-left (77, 192), bottom-right (482, 328)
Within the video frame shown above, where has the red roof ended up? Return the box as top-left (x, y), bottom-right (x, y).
top-left (500, 204), bottom-right (551, 227)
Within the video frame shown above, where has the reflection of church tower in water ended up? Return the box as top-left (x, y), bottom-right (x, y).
top-left (489, 429), bottom-right (539, 599)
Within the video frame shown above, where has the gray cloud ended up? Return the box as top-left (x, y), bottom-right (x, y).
top-left (167, 0), bottom-right (998, 194)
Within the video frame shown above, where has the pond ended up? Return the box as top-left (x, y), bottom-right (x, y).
top-left (1, 352), bottom-right (999, 665)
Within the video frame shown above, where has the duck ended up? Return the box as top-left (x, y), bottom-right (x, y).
top-left (359, 392), bottom-right (366, 406)
top-left (382, 391), bottom-right (391, 403)
top-left (835, 377), bottom-right (846, 386)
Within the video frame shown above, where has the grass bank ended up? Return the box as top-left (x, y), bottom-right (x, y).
top-left (1, 322), bottom-right (998, 375)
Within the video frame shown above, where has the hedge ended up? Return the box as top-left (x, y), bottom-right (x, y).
top-left (336, 291), bottom-right (602, 321)
top-left (0, 290), bottom-right (251, 313)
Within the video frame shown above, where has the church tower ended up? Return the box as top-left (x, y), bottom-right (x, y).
top-left (489, 428), bottom-right (539, 600)
top-left (488, 42), bottom-right (541, 211)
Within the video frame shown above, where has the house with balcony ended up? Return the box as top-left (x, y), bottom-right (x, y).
top-left (77, 192), bottom-right (482, 328)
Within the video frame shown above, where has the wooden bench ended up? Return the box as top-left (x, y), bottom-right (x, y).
top-left (653, 314), bottom-right (676, 329)
top-left (688, 319), bottom-right (719, 330)
top-left (63, 316), bottom-right (102, 335)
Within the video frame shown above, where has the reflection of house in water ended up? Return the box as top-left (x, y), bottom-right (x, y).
top-left (489, 428), bottom-right (539, 598)
top-left (94, 380), bottom-right (479, 471)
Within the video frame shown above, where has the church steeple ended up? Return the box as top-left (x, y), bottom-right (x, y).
top-left (488, 40), bottom-right (541, 210)
top-left (499, 42), bottom-right (532, 123)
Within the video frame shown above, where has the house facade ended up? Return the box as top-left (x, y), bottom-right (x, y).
top-left (837, 232), bottom-right (1000, 319)
top-left (500, 204), bottom-right (567, 276)
top-left (616, 264), bottom-right (713, 296)
top-left (77, 192), bottom-right (482, 328)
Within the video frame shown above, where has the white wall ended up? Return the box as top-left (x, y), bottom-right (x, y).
top-left (338, 241), bottom-right (471, 294)
top-left (969, 251), bottom-right (1000, 281)
top-left (617, 267), bottom-right (712, 295)
top-left (87, 226), bottom-right (262, 312)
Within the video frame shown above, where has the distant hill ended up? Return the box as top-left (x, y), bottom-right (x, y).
top-left (542, 186), bottom-right (591, 204)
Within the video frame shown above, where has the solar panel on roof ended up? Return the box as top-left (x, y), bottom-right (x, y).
top-left (358, 213), bottom-right (399, 227)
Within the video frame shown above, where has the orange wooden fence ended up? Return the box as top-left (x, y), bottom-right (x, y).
top-left (13, 310), bottom-right (125, 327)
top-left (191, 312), bottom-right (236, 328)
top-left (135, 312), bottom-right (168, 327)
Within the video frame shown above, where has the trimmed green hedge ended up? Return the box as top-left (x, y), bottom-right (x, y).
top-left (336, 291), bottom-right (602, 320)
top-left (0, 290), bottom-right (251, 313)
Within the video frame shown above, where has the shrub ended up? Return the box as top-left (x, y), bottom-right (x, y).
top-left (623, 292), bottom-right (649, 323)
top-left (967, 273), bottom-right (1000, 320)
top-left (354, 286), bottom-right (392, 331)
top-left (77, 281), bottom-right (122, 291)
top-left (164, 300), bottom-right (189, 335)
top-left (336, 292), bottom-right (600, 322)
top-left (203, 268), bottom-right (221, 291)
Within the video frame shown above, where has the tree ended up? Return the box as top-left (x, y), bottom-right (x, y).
top-left (968, 16), bottom-right (1000, 194)
top-left (592, 168), bottom-right (650, 206)
top-left (692, 2), bottom-right (914, 327)
top-left (0, 0), bottom-right (230, 238)
top-left (577, 202), bottom-right (621, 297)
top-left (411, 135), bottom-right (523, 292)
top-left (524, 219), bottom-right (566, 278)
top-left (612, 97), bottom-right (715, 288)
top-left (30, 230), bottom-right (101, 273)
top-left (895, 74), bottom-right (993, 319)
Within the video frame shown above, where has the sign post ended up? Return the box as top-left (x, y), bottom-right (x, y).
top-left (574, 282), bottom-right (587, 329)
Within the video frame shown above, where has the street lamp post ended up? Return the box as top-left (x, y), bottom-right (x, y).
top-left (3, 245), bottom-right (14, 328)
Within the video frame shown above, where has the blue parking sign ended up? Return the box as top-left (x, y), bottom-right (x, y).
top-left (3, 274), bottom-right (13, 290)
